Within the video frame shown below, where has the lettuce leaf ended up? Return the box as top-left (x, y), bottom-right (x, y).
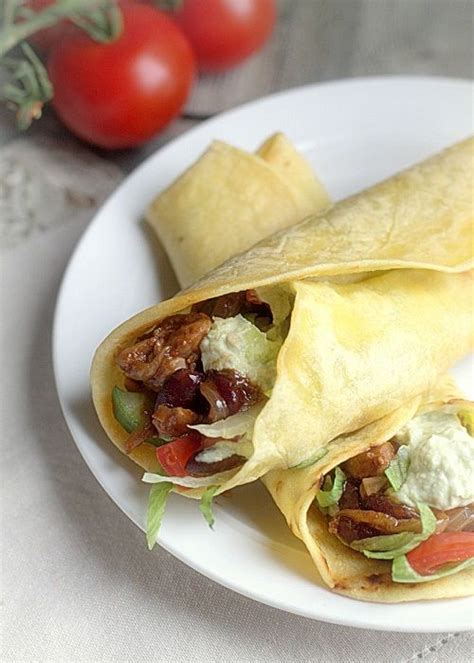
top-left (292, 447), bottom-right (328, 469)
top-left (200, 485), bottom-right (220, 528)
top-left (143, 471), bottom-right (234, 489)
top-left (385, 445), bottom-right (410, 491)
top-left (146, 482), bottom-right (173, 550)
top-left (316, 467), bottom-right (346, 508)
top-left (359, 503), bottom-right (437, 560)
top-left (350, 531), bottom-right (415, 553)
top-left (392, 554), bottom-right (474, 583)
top-left (458, 409), bottom-right (474, 435)
top-left (189, 403), bottom-right (264, 439)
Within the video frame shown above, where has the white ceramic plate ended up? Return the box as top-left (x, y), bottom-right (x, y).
top-left (53, 77), bottom-right (474, 632)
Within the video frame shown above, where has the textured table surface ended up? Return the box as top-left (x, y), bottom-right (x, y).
top-left (1, 1), bottom-right (473, 661)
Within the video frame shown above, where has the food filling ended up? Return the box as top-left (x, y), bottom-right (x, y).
top-left (112, 289), bottom-right (286, 482)
top-left (314, 408), bottom-right (474, 583)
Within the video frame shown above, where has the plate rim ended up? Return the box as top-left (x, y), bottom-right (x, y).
top-left (52, 75), bottom-right (474, 632)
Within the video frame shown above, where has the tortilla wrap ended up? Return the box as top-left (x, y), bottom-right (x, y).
top-left (262, 379), bottom-right (474, 601)
top-left (92, 138), bottom-right (474, 497)
top-left (147, 133), bottom-right (330, 287)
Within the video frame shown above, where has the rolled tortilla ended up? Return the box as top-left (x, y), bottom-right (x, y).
top-left (262, 379), bottom-right (474, 601)
top-left (147, 133), bottom-right (330, 287)
top-left (255, 133), bottom-right (330, 219)
top-left (92, 138), bottom-right (474, 497)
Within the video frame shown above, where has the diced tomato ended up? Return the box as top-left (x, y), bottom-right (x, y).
top-left (156, 432), bottom-right (202, 477)
top-left (406, 531), bottom-right (474, 575)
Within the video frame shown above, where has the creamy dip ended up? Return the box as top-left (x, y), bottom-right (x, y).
top-left (396, 410), bottom-right (474, 510)
top-left (200, 314), bottom-right (281, 392)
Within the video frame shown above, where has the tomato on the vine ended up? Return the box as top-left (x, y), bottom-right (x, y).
top-left (47, 3), bottom-right (195, 149)
top-left (174, 0), bottom-right (276, 72)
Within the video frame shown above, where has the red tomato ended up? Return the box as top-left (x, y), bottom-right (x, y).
top-left (156, 432), bottom-right (202, 477)
top-left (47, 4), bottom-right (195, 148)
top-left (174, 0), bottom-right (276, 72)
top-left (406, 532), bottom-right (474, 575)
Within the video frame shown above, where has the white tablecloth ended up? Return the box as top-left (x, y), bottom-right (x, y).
top-left (1, 137), bottom-right (473, 662)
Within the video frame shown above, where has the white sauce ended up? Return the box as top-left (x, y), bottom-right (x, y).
top-left (194, 437), bottom-right (254, 464)
top-left (396, 410), bottom-right (474, 510)
top-left (200, 314), bottom-right (280, 392)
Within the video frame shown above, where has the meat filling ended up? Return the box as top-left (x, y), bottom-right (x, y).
top-left (323, 439), bottom-right (473, 545)
top-left (152, 404), bottom-right (201, 438)
top-left (117, 313), bottom-right (212, 390)
top-left (115, 292), bottom-right (267, 474)
top-left (341, 442), bottom-right (396, 479)
top-left (324, 440), bottom-right (423, 544)
top-left (192, 290), bottom-right (272, 330)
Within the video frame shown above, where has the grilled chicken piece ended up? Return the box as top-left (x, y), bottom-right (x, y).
top-left (116, 313), bottom-right (211, 390)
top-left (342, 441), bottom-right (396, 479)
top-left (152, 404), bottom-right (201, 438)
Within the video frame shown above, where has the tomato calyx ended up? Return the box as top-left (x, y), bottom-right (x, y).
top-left (155, 0), bottom-right (184, 11)
top-left (69, 2), bottom-right (123, 44)
top-left (2, 42), bottom-right (53, 130)
top-left (406, 531), bottom-right (474, 575)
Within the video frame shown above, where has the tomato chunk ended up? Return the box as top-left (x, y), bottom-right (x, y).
top-left (406, 531), bottom-right (474, 575)
top-left (156, 432), bottom-right (202, 477)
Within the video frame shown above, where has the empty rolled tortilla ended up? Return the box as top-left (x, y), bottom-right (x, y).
top-left (91, 138), bottom-right (474, 509)
top-left (146, 133), bottom-right (330, 287)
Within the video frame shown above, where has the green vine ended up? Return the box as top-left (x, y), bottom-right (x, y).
top-left (2, 42), bottom-right (53, 128)
top-left (0, 0), bottom-right (123, 128)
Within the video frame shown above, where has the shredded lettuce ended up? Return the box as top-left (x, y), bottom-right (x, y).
top-left (359, 503), bottom-right (437, 560)
top-left (143, 471), bottom-right (234, 489)
top-left (316, 467), bottom-right (346, 508)
top-left (385, 445), bottom-right (410, 491)
top-left (146, 482), bottom-right (173, 550)
top-left (458, 409), bottom-right (474, 435)
top-left (242, 311), bottom-right (259, 325)
top-left (392, 554), bottom-right (474, 584)
top-left (189, 403), bottom-right (264, 439)
top-left (292, 447), bottom-right (328, 469)
top-left (194, 438), bottom-right (253, 464)
top-left (200, 485), bottom-right (220, 528)
top-left (350, 531), bottom-right (415, 553)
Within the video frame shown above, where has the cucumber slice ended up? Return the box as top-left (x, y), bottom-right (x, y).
top-left (112, 386), bottom-right (150, 433)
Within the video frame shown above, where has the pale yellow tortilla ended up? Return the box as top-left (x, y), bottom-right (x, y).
top-left (147, 134), bottom-right (330, 287)
top-left (92, 138), bottom-right (474, 492)
top-left (262, 381), bottom-right (474, 602)
top-left (256, 133), bottom-right (330, 220)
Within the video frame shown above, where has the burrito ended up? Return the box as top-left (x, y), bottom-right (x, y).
top-left (147, 133), bottom-right (330, 287)
top-left (263, 380), bottom-right (474, 601)
top-left (91, 138), bottom-right (474, 546)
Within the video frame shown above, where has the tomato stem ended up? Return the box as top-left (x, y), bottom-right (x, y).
top-left (2, 41), bottom-right (53, 128)
top-left (1, 0), bottom-right (124, 130)
top-left (154, 1), bottom-right (183, 12)
top-left (0, 0), bottom-right (120, 56)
